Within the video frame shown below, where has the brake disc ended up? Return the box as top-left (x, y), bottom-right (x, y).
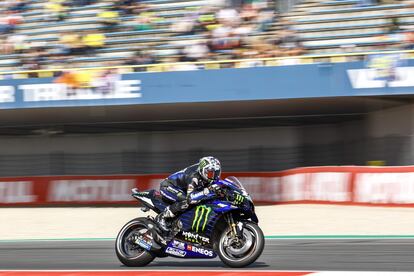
top-left (226, 229), bottom-right (253, 256)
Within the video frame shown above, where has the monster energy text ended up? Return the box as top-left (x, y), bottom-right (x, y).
top-left (182, 231), bottom-right (210, 244)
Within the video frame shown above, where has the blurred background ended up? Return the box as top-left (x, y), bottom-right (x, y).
top-left (0, 0), bottom-right (412, 192)
top-left (1, 1), bottom-right (414, 271)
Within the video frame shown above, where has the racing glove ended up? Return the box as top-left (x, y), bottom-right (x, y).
top-left (208, 183), bottom-right (221, 193)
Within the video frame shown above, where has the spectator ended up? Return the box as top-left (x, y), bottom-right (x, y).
top-left (403, 31), bottom-right (414, 50)
top-left (210, 24), bottom-right (240, 50)
top-left (240, 4), bottom-right (258, 23)
top-left (182, 41), bottom-right (209, 62)
top-left (216, 7), bottom-right (240, 27)
top-left (278, 29), bottom-right (306, 56)
top-left (59, 32), bottom-right (82, 55)
top-left (7, 34), bottom-right (28, 54)
top-left (81, 30), bottom-right (106, 53)
top-left (171, 17), bottom-right (196, 35)
top-left (0, 35), bottom-right (13, 54)
top-left (0, 11), bottom-right (22, 34)
top-left (387, 14), bottom-right (401, 34)
top-left (98, 7), bottom-right (120, 31)
top-left (124, 51), bottom-right (156, 71)
top-left (20, 48), bottom-right (44, 71)
top-left (54, 70), bottom-right (80, 96)
top-left (257, 8), bottom-right (274, 32)
top-left (95, 68), bottom-right (120, 94)
top-left (8, 0), bottom-right (27, 13)
top-left (115, 0), bottom-right (140, 15)
top-left (198, 13), bottom-right (218, 32)
top-left (44, 0), bottom-right (68, 21)
top-left (134, 12), bottom-right (156, 31)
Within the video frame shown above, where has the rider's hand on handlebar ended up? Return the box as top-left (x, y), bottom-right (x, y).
top-left (209, 183), bottom-right (221, 193)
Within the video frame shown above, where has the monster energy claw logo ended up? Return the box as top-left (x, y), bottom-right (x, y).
top-left (199, 160), bottom-right (208, 168)
top-left (192, 205), bottom-right (212, 232)
top-left (234, 194), bottom-right (244, 205)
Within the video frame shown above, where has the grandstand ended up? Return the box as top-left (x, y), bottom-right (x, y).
top-left (0, 0), bottom-right (412, 73)
top-left (0, 0), bottom-right (411, 176)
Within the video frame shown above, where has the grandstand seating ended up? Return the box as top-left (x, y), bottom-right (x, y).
top-left (289, 0), bottom-right (413, 54)
top-left (0, 0), bottom-right (412, 72)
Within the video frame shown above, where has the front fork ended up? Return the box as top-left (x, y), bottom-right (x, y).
top-left (226, 213), bottom-right (244, 239)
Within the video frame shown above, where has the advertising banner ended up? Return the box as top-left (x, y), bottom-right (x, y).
top-left (0, 59), bottom-right (414, 109)
top-left (2, 166), bottom-right (414, 207)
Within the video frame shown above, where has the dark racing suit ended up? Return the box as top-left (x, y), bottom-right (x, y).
top-left (159, 164), bottom-right (215, 217)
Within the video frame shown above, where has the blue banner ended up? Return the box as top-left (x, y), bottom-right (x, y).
top-left (0, 59), bottom-right (413, 109)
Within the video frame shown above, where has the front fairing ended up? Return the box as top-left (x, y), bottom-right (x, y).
top-left (212, 177), bottom-right (258, 223)
top-left (210, 199), bottom-right (259, 223)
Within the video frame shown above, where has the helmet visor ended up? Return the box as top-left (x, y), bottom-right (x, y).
top-left (206, 168), bottom-right (220, 181)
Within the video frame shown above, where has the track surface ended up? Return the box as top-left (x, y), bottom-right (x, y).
top-left (0, 239), bottom-right (413, 271)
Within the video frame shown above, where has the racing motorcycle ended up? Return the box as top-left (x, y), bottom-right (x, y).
top-left (115, 176), bottom-right (265, 268)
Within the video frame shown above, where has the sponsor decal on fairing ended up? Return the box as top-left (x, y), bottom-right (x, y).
top-left (191, 205), bottom-right (212, 232)
top-left (186, 245), bottom-right (214, 257)
top-left (171, 240), bottom-right (185, 250)
top-left (165, 247), bottom-right (186, 257)
top-left (182, 231), bottom-right (210, 244)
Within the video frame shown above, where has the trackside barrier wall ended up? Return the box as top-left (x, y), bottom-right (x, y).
top-left (2, 166), bottom-right (414, 207)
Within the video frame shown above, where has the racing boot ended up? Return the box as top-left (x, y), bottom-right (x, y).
top-left (154, 206), bottom-right (175, 233)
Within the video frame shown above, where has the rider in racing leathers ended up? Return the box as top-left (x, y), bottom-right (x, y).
top-left (155, 156), bottom-right (222, 232)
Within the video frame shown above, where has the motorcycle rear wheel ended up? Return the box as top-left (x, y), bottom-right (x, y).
top-left (115, 218), bottom-right (156, 267)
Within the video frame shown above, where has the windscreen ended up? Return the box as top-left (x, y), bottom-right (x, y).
top-left (224, 176), bottom-right (248, 196)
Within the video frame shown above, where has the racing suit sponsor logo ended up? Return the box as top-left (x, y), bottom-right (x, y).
top-left (166, 247), bottom-right (186, 257)
top-left (182, 231), bottom-right (210, 244)
top-left (189, 191), bottom-right (205, 203)
top-left (172, 240), bottom-right (185, 250)
top-left (191, 205), bottom-right (212, 232)
top-left (187, 245), bottom-right (214, 257)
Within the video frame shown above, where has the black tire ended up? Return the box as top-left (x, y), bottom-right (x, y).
top-left (217, 222), bottom-right (265, 268)
top-left (115, 218), bottom-right (156, 267)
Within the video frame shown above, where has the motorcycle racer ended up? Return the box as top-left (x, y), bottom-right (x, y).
top-left (155, 156), bottom-right (222, 233)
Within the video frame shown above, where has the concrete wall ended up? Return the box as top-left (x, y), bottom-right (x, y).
top-left (366, 104), bottom-right (414, 165)
top-left (0, 124), bottom-right (344, 175)
top-left (0, 103), bottom-right (413, 176)
top-left (0, 127), bottom-right (300, 155)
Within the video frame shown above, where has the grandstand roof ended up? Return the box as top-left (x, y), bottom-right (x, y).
top-left (0, 95), bottom-right (409, 135)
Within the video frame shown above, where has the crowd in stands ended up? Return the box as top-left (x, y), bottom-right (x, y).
top-left (0, 0), bottom-right (411, 73)
top-left (0, 0), bottom-right (308, 71)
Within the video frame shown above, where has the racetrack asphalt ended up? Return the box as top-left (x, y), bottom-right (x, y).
top-left (0, 239), bottom-right (414, 271)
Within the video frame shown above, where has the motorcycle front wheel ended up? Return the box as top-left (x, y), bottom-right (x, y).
top-left (217, 221), bottom-right (265, 268)
top-left (115, 218), bottom-right (155, 267)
